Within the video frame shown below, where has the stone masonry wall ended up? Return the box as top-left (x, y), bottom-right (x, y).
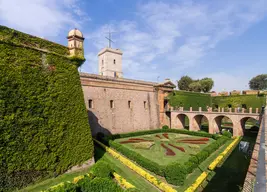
top-left (80, 73), bottom-right (160, 135)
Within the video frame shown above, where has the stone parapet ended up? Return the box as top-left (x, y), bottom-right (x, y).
top-left (242, 111), bottom-right (266, 192)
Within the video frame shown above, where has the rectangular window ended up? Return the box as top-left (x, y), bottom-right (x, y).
top-left (114, 59), bottom-right (116, 64)
top-left (110, 100), bottom-right (114, 108)
top-left (128, 101), bottom-right (131, 108)
top-left (89, 99), bottom-right (93, 108)
top-left (144, 101), bottom-right (147, 109)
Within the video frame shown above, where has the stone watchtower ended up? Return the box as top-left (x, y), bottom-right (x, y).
top-left (98, 48), bottom-right (123, 78)
top-left (67, 29), bottom-right (84, 57)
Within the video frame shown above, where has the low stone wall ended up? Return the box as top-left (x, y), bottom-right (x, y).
top-left (242, 111), bottom-right (267, 192)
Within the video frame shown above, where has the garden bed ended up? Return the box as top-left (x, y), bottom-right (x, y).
top-left (115, 133), bottom-right (214, 165)
top-left (100, 129), bottom-right (229, 186)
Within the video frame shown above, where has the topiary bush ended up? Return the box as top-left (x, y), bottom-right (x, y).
top-left (165, 163), bottom-right (187, 186)
top-left (162, 125), bottom-right (169, 130)
top-left (89, 160), bottom-right (112, 178)
top-left (47, 176), bottom-right (123, 192)
top-left (222, 131), bottom-right (232, 138)
top-left (0, 25), bottom-right (93, 191)
top-left (79, 177), bottom-right (123, 192)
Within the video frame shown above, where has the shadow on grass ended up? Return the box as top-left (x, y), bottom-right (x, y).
top-left (203, 134), bottom-right (258, 192)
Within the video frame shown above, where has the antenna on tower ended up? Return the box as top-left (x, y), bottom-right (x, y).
top-left (105, 29), bottom-right (115, 48)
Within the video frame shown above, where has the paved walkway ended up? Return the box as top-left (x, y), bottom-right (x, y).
top-left (242, 109), bottom-right (267, 192)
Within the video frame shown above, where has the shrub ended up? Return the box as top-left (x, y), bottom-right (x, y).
top-left (165, 163), bottom-right (187, 186)
top-left (184, 161), bottom-right (196, 173)
top-left (162, 125), bottom-right (169, 130)
top-left (222, 131), bottom-right (232, 138)
top-left (79, 177), bottom-right (123, 192)
top-left (89, 160), bottom-right (112, 178)
top-left (46, 182), bottom-right (78, 192)
top-left (212, 134), bottom-right (221, 140)
top-left (195, 151), bottom-right (209, 164)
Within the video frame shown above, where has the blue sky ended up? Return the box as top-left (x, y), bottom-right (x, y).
top-left (1, 0), bottom-right (267, 91)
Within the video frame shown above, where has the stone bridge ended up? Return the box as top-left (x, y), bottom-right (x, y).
top-left (170, 107), bottom-right (262, 136)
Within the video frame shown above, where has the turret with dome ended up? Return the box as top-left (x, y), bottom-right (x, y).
top-left (67, 28), bottom-right (84, 57)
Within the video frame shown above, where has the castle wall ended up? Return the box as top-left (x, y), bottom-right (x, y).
top-left (80, 73), bottom-right (160, 135)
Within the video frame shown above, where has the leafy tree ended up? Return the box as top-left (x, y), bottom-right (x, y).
top-left (199, 78), bottom-right (214, 92)
top-left (177, 76), bottom-right (193, 91)
top-left (189, 81), bottom-right (202, 92)
top-left (249, 74), bottom-right (267, 90)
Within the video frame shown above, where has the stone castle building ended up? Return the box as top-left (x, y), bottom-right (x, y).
top-left (67, 29), bottom-right (176, 135)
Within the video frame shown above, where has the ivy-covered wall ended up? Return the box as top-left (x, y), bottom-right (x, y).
top-left (168, 91), bottom-right (212, 111)
top-left (212, 95), bottom-right (266, 112)
top-left (0, 25), bottom-right (93, 191)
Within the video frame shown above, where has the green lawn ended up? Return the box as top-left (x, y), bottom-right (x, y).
top-left (94, 146), bottom-right (159, 192)
top-left (114, 133), bottom-right (215, 166)
top-left (19, 169), bottom-right (90, 192)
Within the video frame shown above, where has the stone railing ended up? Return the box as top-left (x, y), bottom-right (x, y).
top-left (170, 106), bottom-right (261, 114)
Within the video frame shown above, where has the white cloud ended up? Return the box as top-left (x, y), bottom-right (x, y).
top-left (0, 0), bottom-right (88, 38)
top-left (82, 0), bottom-right (267, 85)
top-left (2, 0), bottom-right (266, 90)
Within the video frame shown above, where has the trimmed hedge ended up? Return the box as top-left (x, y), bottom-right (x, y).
top-left (0, 25), bottom-right (93, 191)
top-left (89, 160), bottom-right (112, 178)
top-left (164, 136), bottom-right (229, 185)
top-left (162, 125), bottom-right (169, 130)
top-left (100, 129), bottom-right (229, 186)
top-left (78, 177), bottom-right (122, 192)
top-left (212, 94), bottom-right (266, 113)
top-left (47, 177), bottom-right (123, 192)
top-left (108, 128), bottom-right (215, 141)
top-left (46, 160), bottom-right (123, 192)
top-left (222, 131), bottom-right (232, 138)
top-left (168, 91), bottom-right (212, 111)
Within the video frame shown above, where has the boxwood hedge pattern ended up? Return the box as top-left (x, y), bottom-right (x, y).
top-left (100, 129), bottom-right (229, 186)
top-left (0, 25), bottom-right (93, 191)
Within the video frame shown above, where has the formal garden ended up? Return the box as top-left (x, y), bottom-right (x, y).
top-left (18, 127), bottom-right (240, 192)
top-left (1, 26), bottom-right (258, 192)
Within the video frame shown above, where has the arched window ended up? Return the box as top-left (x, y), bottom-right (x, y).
top-left (114, 59), bottom-right (116, 64)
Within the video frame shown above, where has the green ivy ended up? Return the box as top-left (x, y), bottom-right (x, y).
top-left (212, 95), bottom-right (266, 112)
top-left (168, 91), bottom-right (212, 111)
top-left (0, 26), bottom-right (93, 191)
